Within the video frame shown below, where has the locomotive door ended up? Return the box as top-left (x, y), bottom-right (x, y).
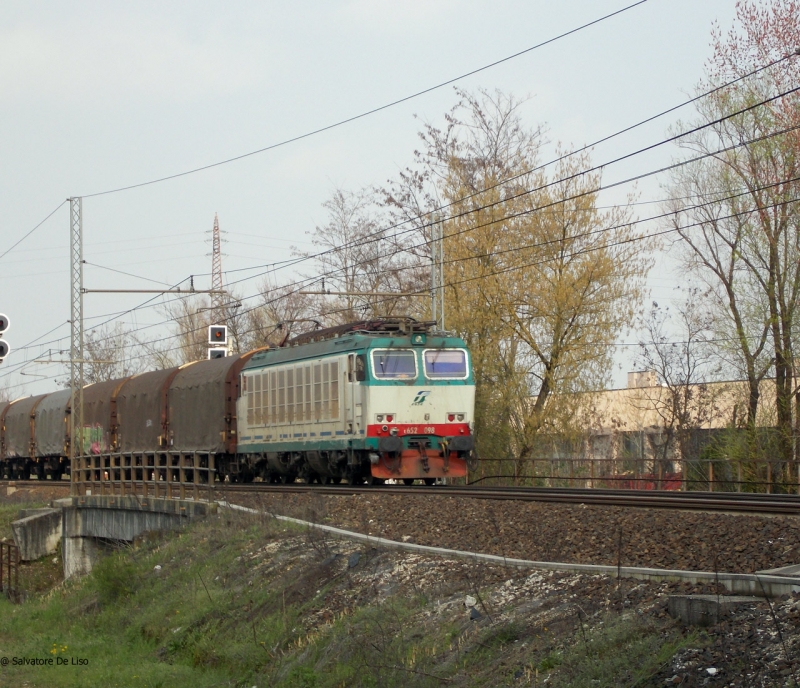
top-left (345, 354), bottom-right (364, 435)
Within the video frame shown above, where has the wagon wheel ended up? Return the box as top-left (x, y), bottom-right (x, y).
top-left (424, 478), bottom-right (436, 486)
top-left (402, 478), bottom-right (415, 486)
top-left (366, 475), bottom-right (384, 486)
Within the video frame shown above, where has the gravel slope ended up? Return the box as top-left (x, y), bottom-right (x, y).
top-left (224, 490), bottom-right (800, 574)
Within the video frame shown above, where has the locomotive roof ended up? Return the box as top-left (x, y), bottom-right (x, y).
top-left (243, 331), bottom-right (467, 369)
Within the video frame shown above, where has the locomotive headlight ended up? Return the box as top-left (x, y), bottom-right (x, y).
top-left (389, 427), bottom-right (399, 436)
top-left (376, 414), bottom-right (384, 422)
top-left (386, 414), bottom-right (394, 422)
top-left (457, 413), bottom-right (465, 421)
top-left (381, 425), bottom-right (389, 433)
top-left (447, 413), bottom-right (455, 422)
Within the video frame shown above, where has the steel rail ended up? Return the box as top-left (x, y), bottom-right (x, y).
top-left (214, 483), bottom-right (800, 515)
top-left (4, 480), bottom-right (800, 515)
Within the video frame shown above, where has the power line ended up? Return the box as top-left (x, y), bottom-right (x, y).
top-left (47, 162), bottom-right (800, 368)
top-left (6, 63), bottom-right (798, 371)
top-left (83, 261), bottom-right (176, 287)
top-left (14, 188), bottom-right (799, 389)
top-left (17, 100), bottom-right (800, 370)
top-left (80, 0), bottom-right (650, 199)
top-left (0, 200), bottom-right (66, 263)
top-left (203, 52), bottom-right (799, 284)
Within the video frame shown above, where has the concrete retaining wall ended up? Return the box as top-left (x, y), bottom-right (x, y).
top-left (56, 496), bottom-right (215, 580)
top-left (11, 509), bottom-right (62, 561)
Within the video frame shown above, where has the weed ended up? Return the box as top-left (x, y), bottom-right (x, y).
top-left (91, 550), bottom-right (137, 605)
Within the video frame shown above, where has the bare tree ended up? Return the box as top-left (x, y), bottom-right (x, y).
top-left (634, 291), bottom-right (724, 482)
top-left (75, 323), bottom-right (146, 383)
top-left (244, 280), bottom-right (321, 346)
top-left (667, 0), bottom-right (800, 466)
top-left (298, 188), bottom-right (428, 325)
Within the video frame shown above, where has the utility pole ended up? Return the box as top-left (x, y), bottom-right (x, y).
top-left (69, 197), bottom-right (84, 489)
top-left (431, 214), bottom-right (445, 330)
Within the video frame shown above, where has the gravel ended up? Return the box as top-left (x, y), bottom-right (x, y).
top-left (223, 490), bottom-right (800, 574)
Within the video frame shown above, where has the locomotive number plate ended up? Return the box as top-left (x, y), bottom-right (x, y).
top-left (403, 426), bottom-right (437, 435)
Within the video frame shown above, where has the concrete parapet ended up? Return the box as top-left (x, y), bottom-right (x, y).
top-left (54, 495), bottom-right (215, 518)
top-left (668, 595), bottom-right (763, 626)
top-left (11, 509), bottom-right (62, 561)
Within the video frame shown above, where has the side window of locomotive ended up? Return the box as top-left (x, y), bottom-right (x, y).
top-left (354, 354), bottom-right (366, 381)
top-left (371, 349), bottom-right (417, 380)
top-left (423, 349), bottom-right (469, 379)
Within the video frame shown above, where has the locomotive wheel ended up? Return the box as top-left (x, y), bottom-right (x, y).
top-left (366, 475), bottom-right (384, 486)
top-left (402, 479), bottom-right (415, 486)
top-left (424, 478), bottom-right (436, 486)
top-left (346, 470), bottom-right (361, 486)
top-left (280, 473), bottom-right (295, 485)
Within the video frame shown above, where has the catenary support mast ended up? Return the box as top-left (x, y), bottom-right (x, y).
top-left (69, 197), bottom-right (84, 488)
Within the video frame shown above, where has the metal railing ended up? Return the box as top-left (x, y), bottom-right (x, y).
top-left (71, 452), bottom-right (216, 501)
top-left (466, 456), bottom-right (800, 494)
top-left (0, 542), bottom-right (21, 602)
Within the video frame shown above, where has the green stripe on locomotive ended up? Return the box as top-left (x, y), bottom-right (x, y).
top-left (242, 332), bottom-right (474, 385)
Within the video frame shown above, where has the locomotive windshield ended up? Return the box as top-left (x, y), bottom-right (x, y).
top-left (423, 349), bottom-right (468, 379)
top-left (371, 349), bottom-right (417, 379)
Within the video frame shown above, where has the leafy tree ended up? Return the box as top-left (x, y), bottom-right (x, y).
top-left (383, 89), bottom-right (651, 468)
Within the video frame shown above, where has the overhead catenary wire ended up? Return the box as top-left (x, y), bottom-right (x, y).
top-left (78, 0), bottom-right (650, 200)
top-left (0, 201), bottom-right (66, 263)
top-left (3, 46), bottom-right (790, 300)
top-left (10, 88), bottom-right (799, 373)
top-left (26, 157), bottom-right (800, 374)
top-left (5, 60), bottom-right (798, 377)
top-left (4, 187), bottom-right (797, 395)
top-left (194, 52), bottom-right (800, 285)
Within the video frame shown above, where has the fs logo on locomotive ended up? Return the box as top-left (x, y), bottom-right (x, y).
top-left (412, 390), bottom-right (431, 405)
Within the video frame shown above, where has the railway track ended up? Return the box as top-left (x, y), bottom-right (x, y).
top-left (217, 483), bottom-right (800, 515)
top-left (5, 479), bottom-right (800, 515)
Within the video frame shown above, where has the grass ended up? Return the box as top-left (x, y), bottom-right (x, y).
top-left (549, 614), bottom-right (697, 687)
top-left (0, 503), bottom-right (697, 687)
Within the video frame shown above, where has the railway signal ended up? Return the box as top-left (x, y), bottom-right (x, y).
top-left (208, 348), bottom-right (227, 360)
top-left (0, 313), bottom-right (9, 363)
top-left (208, 325), bottom-right (227, 345)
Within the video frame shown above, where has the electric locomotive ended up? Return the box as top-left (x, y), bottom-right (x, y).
top-left (236, 319), bottom-right (476, 484)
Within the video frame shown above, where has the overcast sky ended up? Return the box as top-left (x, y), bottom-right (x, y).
top-left (0, 0), bottom-right (741, 397)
